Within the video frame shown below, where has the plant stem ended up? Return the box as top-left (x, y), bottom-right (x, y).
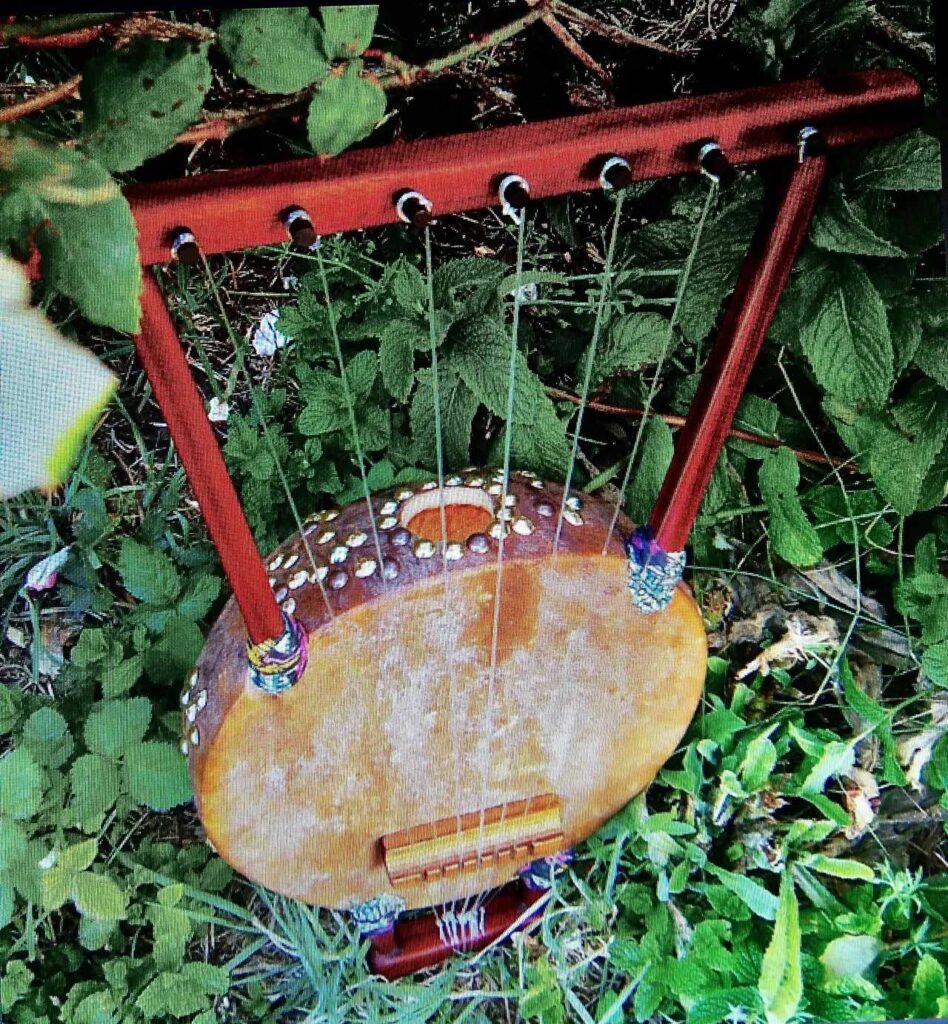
top-left (18, 25), bottom-right (106, 48)
top-left (381, 2), bottom-right (553, 88)
top-left (0, 12), bottom-right (118, 44)
top-left (175, 5), bottom-right (554, 144)
top-left (538, 9), bottom-right (614, 98)
top-left (0, 73), bottom-right (81, 123)
top-left (545, 386), bottom-right (858, 471)
top-left (550, 0), bottom-right (684, 59)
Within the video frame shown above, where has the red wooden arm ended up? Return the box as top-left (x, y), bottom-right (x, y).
top-left (135, 274), bottom-right (284, 645)
top-left (367, 879), bottom-right (547, 981)
top-left (649, 152), bottom-right (828, 552)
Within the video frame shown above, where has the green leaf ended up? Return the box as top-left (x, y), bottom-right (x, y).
top-left (820, 934), bottom-right (881, 979)
top-left (809, 184), bottom-right (906, 257)
top-left (379, 323), bottom-right (416, 402)
top-left (83, 698), bottom-right (152, 759)
top-left (452, 316), bottom-right (546, 424)
top-left (800, 738), bottom-right (857, 794)
top-left (0, 254), bottom-right (118, 499)
top-left (22, 707), bottom-right (73, 768)
top-left (136, 962), bottom-right (229, 1020)
top-left (0, 137), bottom-right (141, 333)
top-left (81, 38), bottom-right (211, 173)
top-left (0, 746), bottom-right (43, 820)
top-left (679, 189), bottom-right (762, 344)
top-left (69, 754), bottom-right (121, 828)
top-left (596, 312), bottom-right (669, 380)
top-left (218, 7), bottom-right (328, 94)
top-left (177, 575), bottom-right (221, 621)
top-left (410, 364), bottom-right (479, 467)
top-left (0, 819), bottom-right (28, 872)
top-left (144, 616), bottom-right (204, 684)
top-left (72, 871), bottom-right (127, 921)
top-left (922, 643), bottom-right (948, 687)
top-left (149, 902), bottom-right (193, 970)
top-left (124, 741), bottom-right (192, 811)
top-left (307, 62), bottom-right (386, 156)
top-left (297, 369), bottom-right (348, 435)
top-left (797, 259), bottom-right (893, 408)
top-left (319, 5), bottom-right (378, 58)
top-left (434, 257), bottom-right (505, 306)
top-left (704, 865), bottom-right (779, 920)
top-left (118, 538), bottom-right (181, 605)
top-left (729, 394), bottom-right (780, 459)
top-left (758, 448), bottom-right (822, 566)
top-left (627, 417), bottom-right (674, 524)
top-left (509, 403), bottom-right (572, 479)
top-left (40, 838), bottom-right (97, 910)
top-left (912, 954), bottom-right (947, 1016)
top-left (847, 130), bottom-right (941, 191)
top-left (0, 959), bottom-right (32, 1013)
top-left (739, 731), bottom-right (779, 792)
top-left (758, 874), bottom-right (802, 1024)
top-left (386, 260), bottom-right (427, 313)
top-left (915, 344), bottom-right (948, 390)
top-left (869, 422), bottom-right (945, 516)
top-left (804, 855), bottom-right (874, 881)
top-left (0, 683), bottom-right (19, 735)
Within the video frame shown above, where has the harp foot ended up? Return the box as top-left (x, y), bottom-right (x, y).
top-left (625, 526), bottom-right (686, 613)
top-left (364, 879), bottom-right (547, 981)
top-left (246, 612), bottom-right (308, 694)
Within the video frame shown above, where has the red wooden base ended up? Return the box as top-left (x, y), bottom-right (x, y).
top-left (367, 879), bottom-right (547, 980)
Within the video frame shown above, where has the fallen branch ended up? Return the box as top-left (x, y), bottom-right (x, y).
top-left (380, 2), bottom-right (553, 88)
top-left (174, 96), bottom-right (309, 145)
top-left (18, 25), bottom-right (106, 48)
top-left (545, 386), bottom-right (859, 472)
top-left (0, 12), bottom-right (116, 44)
top-left (550, 0), bottom-right (684, 59)
top-left (0, 74), bottom-right (81, 124)
top-left (538, 9), bottom-right (614, 99)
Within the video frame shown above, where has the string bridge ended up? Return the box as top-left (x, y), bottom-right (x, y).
top-left (381, 794), bottom-right (563, 887)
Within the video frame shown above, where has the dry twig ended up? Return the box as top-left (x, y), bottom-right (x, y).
top-left (0, 74), bottom-right (81, 124)
top-left (545, 385), bottom-right (859, 472)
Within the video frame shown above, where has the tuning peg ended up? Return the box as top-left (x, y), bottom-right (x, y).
top-left (395, 190), bottom-right (434, 230)
top-left (283, 207), bottom-right (319, 249)
top-left (599, 155), bottom-right (633, 191)
top-left (498, 174), bottom-right (530, 224)
top-left (797, 126), bottom-right (827, 161)
top-left (696, 141), bottom-right (735, 184)
top-left (169, 228), bottom-right (200, 265)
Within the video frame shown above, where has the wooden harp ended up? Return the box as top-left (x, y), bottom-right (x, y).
top-left (80, 70), bottom-right (921, 979)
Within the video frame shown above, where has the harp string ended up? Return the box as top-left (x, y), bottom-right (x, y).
top-left (194, 256), bottom-right (334, 620)
top-left (553, 190), bottom-right (627, 555)
top-left (314, 247), bottom-right (389, 587)
top-left (468, 212), bottom-right (528, 917)
top-left (425, 227), bottom-right (450, 572)
top-left (423, 224), bottom-right (467, 934)
top-left (602, 180), bottom-right (719, 555)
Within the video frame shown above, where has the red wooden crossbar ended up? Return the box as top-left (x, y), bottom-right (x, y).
top-left (28, 69), bottom-right (919, 650)
top-left (123, 69), bottom-right (919, 264)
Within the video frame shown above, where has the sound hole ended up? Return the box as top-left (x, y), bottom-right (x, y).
top-left (400, 487), bottom-right (495, 543)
